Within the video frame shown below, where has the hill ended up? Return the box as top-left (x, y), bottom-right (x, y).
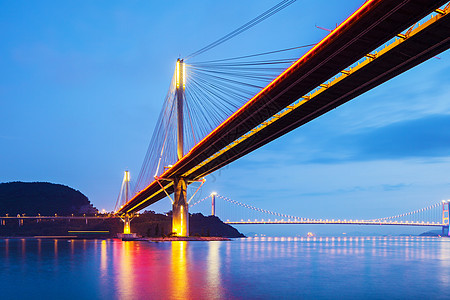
top-left (0, 211), bottom-right (244, 238)
top-left (190, 213), bottom-right (244, 237)
top-left (419, 230), bottom-right (448, 237)
top-left (129, 212), bottom-right (244, 238)
top-left (0, 182), bottom-right (97, 215)
top-left (0, 182), bottom-right (244, 238)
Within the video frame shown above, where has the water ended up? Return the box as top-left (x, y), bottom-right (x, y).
top-left (1, 237), bottom-right (450, 299)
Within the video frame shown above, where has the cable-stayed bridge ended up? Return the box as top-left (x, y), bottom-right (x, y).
top-left (190, 194), bottom-right (450, 232)
top-left (116, 0), bottom-right (450, 237)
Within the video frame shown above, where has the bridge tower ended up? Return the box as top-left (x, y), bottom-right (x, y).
top-left (211, 192), bottom-right (217, 216)
top-left (115, 170), bottom-right (136, 238)
top-left (122, 170), bottom-right (132, 234)
top-left (172, 58), bottom-right (189, 237)
top-left (442, 200), bottom-right (449, 236)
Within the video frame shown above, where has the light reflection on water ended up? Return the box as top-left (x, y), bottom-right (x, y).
top-left (0, 236), bottom-right (450, 299)
top-left (171, 242), bottom-right (188, 299)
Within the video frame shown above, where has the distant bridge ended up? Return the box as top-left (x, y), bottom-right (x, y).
top-left (225, 221), bottom-right (445, 227)
top-left (190, 193), bottom-right (450, 233)
top-left (0, 214), bottom-right (113, 226)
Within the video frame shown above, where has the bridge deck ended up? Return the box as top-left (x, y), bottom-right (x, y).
top-left (119, 0), bottom-right (450, 214)
top-left (191, 7), bottom-right (450, 179)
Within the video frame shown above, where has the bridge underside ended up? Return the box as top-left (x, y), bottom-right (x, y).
top-left (119, 0), bottom-right (450, 214)
top-left (192, 9), bottom-right (450, 179)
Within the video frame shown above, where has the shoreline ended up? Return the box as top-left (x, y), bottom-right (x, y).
top-left (0, 235), bottom-right (448, 240)
top-left (143, 236), bottom-right (232, 242)
top-left (0, 235), bottom-right (234, 241)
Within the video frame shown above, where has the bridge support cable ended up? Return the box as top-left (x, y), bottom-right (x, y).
top-left (133, 73), bottom-right (178, 194)
top-left (189, 195), bottom-right (212, 209)
top-left (114, 170), bottom-right (131, 212)
top-left (189, 193), bottom-right (314, 223)
top-left (123, 51), bottom-right (300, 214)
top-left (185, 0), bottom-right (297, 60)
top-left (370, 201), bottom-right (447, 225)
top-left (192, 194), bottom-right (448, 227)
top-left (217, 194), bottom-right (307, 222)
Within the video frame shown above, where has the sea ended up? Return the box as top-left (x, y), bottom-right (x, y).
top-left (1, 236), bottom-right (449, 299)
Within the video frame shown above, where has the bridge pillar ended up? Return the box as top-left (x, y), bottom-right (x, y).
top-left (443, 201), bottom-right (449, 236)
top-left (116, 213), bottom-right (137, 240)
top-left (176, 58), bottom-right (185, 161)
top-left (171, 58), bottom-right (188, 237)
top-left (172, 177), bottom-right (188, 237)
top-left (443, 201), bottom-right (449, 224)
top-left (211, 192), bottom-right (216, 216)
top-left (123, 214), bottom-right (131, 234)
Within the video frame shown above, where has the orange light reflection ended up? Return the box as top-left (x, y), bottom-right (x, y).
top-left (207, 242), bottom-right (223, 298)
top-left (171, 241), bottom-right (188, 299)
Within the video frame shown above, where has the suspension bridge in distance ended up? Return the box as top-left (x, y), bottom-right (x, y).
top-left (2, 192), bottom-right (449, 235)
top-left (190, 193), bottom-right (450, 235)
top-left (116, 0), bottom-right (450, 237)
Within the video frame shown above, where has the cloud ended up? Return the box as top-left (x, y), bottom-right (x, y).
top-left (317, 54), bottom-right (450, 133)
top-left (297, 114), bottom-right (450, 163)
top-left (347, 114), bottom-right (450, 160)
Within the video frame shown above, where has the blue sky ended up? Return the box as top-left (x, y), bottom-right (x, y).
top-left (1, 1), bottom-right (449, 235)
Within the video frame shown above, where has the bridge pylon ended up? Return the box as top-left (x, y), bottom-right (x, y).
top-left (211, 192), bottom-right (217, 216)
top-left (442, 200), bottom-right (449, 236)
top-left (172, 58), bottom-right (189, 237)
top-left (115, 171), bottom-right (138, 239)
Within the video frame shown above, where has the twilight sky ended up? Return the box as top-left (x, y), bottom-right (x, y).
top-left (1, 1), bottom-right (449, 235)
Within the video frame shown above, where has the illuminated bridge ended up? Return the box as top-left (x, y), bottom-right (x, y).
top-left (2, 194), bottom-right (448, 235)
top-left (117, 0), bottom-right (450, 237)
top-left (190, 194), bottom-right (450, 234)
